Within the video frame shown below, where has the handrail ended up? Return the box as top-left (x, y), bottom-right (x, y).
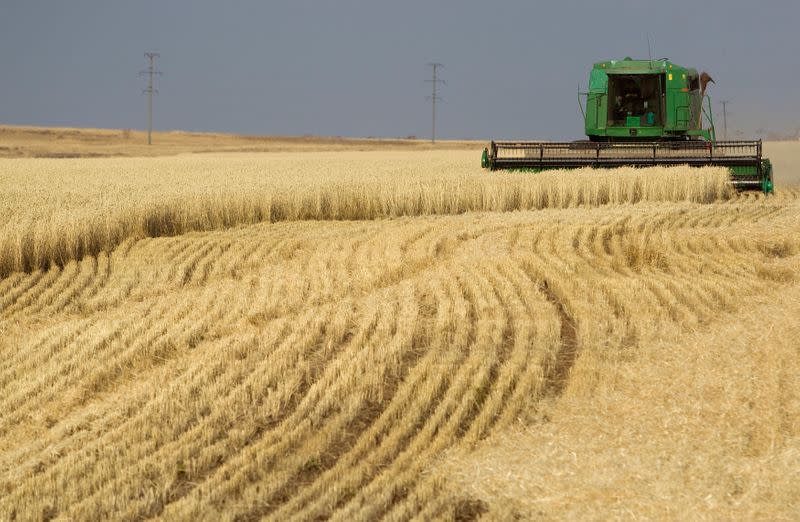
top-left (702, 94), bottom-right (716, 142)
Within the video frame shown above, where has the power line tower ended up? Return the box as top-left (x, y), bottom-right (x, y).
top-left (140, 52), bottom-right (162, 145)
top-left (426, 63), bottom-right (444, 143)
top-left (719, 99), bottom-right (730, 141)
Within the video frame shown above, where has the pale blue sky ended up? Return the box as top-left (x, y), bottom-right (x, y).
top-left (0, 1), bottom-right (797, 140)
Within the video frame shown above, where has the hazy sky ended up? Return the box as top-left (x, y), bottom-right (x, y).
top-left (1, 1), bottom-right (797, 140)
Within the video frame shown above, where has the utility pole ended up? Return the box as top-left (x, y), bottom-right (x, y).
top-left (140, 52), bottom-right (161, 145)
top-left (719, 99), bottom-right (730, 141)
top-left (426, 63), bottom-right (444, 143)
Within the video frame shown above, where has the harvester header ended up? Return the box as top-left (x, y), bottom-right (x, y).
top-left (483, 57), bottom-right (773, 193)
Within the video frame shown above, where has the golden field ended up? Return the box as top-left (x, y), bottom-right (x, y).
top-left (0, 152), bottom-right (732, 278)
top-left (0, 125), bottom-right (478, 158)
top-left (1, 134), bottom-right (799, 520)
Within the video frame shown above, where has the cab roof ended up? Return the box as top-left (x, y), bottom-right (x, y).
top-left (593, 57), bottom-right (696, 76)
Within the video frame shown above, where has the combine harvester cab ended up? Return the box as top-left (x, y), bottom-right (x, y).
top-left (482, 58), bottom-right (773, 193)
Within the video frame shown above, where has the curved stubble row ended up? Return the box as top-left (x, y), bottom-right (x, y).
top-left (0, 220), bottom-right (444, 437)
top-left (2, 195), bottom-right (800, 520)
top-left (0, 283), bottom-right (235, 458)
top-left (265, 274), bottom-right (473, 520)
top-left (269, 255), bottom-right (556, 520)
top-left (166, 263), bottom-right (499, 520)
top-left (0, 221), bottom-right (455, 518)
top-left (323, 267), bottom-right (511, 521)
top-left (59, 302), bottom-right (351, 520)
top-left (367, 263), bottom-right (562, 522)
top-left (0, 188), bottom-right (792, 321)
top-left (1, 224), bottom-right (566, 521)
top-left (2, 282), bottom-right (338, 517)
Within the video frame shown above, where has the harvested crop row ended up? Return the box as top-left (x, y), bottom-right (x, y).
top-left (2, 192), bottom-right (798, 520)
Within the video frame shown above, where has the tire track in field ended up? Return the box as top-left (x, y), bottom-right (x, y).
top-left (538, 279), bottom-right (578, 399)
top-left (270, 274), bottom-right (471, 521)
top-left (238, 291), bottom-right (430, 521)
top-left (329, 266), bottom-right (508, 521)
top-left (380, 261), bottom-right (562, 520)
top-left (228, 282), bottom-right (438, 518)
top-left (312, 269), bottom-right (483, 522)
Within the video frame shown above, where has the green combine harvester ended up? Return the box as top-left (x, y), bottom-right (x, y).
top-left (482, 58), bottom-right (773, 193)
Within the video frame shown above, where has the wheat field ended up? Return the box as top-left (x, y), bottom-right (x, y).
top-left (1, 147), bottom-right (799, 520)
top-left (0, 151), bottom-right (733, 278)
